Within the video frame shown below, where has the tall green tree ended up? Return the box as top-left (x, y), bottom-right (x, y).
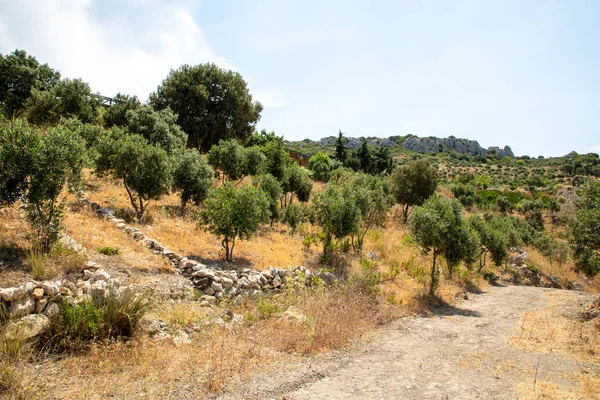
top-left (281, 164), bottom-right (313, 206)
top-left (0, 49), bottom-right (60, 118)
top-left (102, 93), bottom-right (142, 128)
top-left (391, 160), bottom-right (438, 223)
top-left (150, 63), bottom-right (263, 151)
top-left (335, 130), bottom-right (347, 162)
top-left (200, 184), bottom-right (270, 262)
top-left (208, 139), bottom-right (266, 183)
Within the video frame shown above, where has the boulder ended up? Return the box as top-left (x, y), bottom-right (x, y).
top-left (9, 297), bottom-right (35, 318)
top-left (4, 314), bottom-right (50, 340)
top-left (0, 287), bottom-right (24, 302)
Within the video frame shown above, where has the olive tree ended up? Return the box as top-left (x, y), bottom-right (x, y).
top-left (200, 184), bottom-right (270, 262)
top-left (172, 148), bottom-right (214, 209)
top-left (468, 215), bottom-right (508, 271)
top-left (348, 174), bottom-right (393, 254)
top-left (391, 160), bottom-right (438, 223)
top-left (0, 120), bottom-right (84, 252)
top-left (312, 184), bottom-right (361, 257)
top-left (253, 174), bottom-right (283, 224)
top-left (208, 139), bottom-right (265, 183)
top-left (95, 133), bottom-right (171, 220)
top-left (281, 164), bottom-right (313, 206)
top-left (409, 197), bottom-right (468, 295)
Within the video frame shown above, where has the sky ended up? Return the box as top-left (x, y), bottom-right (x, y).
top-left (1, 0), bottom-right (599, 157)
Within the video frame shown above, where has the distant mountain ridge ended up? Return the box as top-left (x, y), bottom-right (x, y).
top-left (315, 135), bottom-right (514, 157)
top-left (402, 136), bottom-right (514, 157)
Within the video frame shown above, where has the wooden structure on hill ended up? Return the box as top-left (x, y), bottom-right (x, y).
top-left (287, 149), bottom-right (310, 167)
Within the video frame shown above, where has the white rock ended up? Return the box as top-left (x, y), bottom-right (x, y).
top-left (35, 298), bottom-right (48, 313)
top-left (43, 302), bottom-right (60, 317)
top-left (0, 287), bottom-right (23, 302)
top-left (4, 314), bottom-right (50, 340)
top-left (40, 281), bottom-right (60, 297)
top-left (93, 269), bottom-right (110, 281)
top-left (90, 280), bottom-right (107, 299)
top-left (9, 297), bottom-right (35, 317)
top-left (281, 306), bottom-right (308, 323)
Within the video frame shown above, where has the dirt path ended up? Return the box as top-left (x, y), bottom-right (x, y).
top-left (220, 285), bottom-right (598, 399)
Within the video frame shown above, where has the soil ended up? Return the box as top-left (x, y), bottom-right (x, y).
top-left (219, 285), bottom-right (599, 400)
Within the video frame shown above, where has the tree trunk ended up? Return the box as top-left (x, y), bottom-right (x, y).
top-left (429, 249), bottom-right (439, 296)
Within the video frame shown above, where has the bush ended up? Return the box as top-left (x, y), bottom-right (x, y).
top-left (97, 246), bottom-right (120, 256)
top-left (308, 152), bottom-right (332, 182)
top-left (41, 288), bottom-right (148, 353)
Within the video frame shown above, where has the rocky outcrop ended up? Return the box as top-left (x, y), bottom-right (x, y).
top-left (402, 136), bottom-right (514, 157)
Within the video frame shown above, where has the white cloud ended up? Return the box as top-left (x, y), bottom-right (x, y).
top-left (0, 0), bottom-right (280, 105)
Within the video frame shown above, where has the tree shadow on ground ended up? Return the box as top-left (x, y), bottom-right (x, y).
top-left (0, 240), bottom-right (28, 272)
top-left (415, 294), bottom-right (483, 317)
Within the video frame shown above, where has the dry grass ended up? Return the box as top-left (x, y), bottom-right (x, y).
top-left (510, 293), bottom-right (600, 363)
top-left (511, 292), bottom-right (600, 400)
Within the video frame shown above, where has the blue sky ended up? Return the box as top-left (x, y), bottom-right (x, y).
top-left (1, 0), bottom-right (599, 157)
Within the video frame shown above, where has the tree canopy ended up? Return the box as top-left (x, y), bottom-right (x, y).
top-left (0, 49), bottom-right (60, 118)
top-left (150, 63), bottom-right (263, 151)
top-left (391, 159), bottom-right (438, 222)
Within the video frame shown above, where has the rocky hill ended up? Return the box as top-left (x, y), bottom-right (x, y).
top-left (309, 135), bottom-right (514, 157)
top-left (402, 136), bottom-right (514, 157)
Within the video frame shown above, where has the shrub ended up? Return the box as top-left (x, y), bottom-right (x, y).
top-left (41, 288), bottom-right (148, 353)
top-left (199, 183), bottom-right (270, 262)
top-left (308, 152), bottom-right (332, 182)
top-left (97, 246), bottom-right (120, 256)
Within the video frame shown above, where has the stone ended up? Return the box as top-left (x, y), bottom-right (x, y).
top-left (90, 280), bottom-right (107, 299)
top-left (10, 297), bottom-right (35, 317)
top-left (221, 277), bottom-right (233, 288)
top-left (211, 282), bottom-right (223, 292)
top-left (43, 302), bottom-right (60, 317)
top-left (567, 282), bottom-right (584, 291)
top-left (86, 260), bottom-right (98, 268)
top-left (32, 287), bottom-right (44, 300)
top-left (35, 298), bottom-right (48, 313)
top-left (281, 306), bottom-right (308, 323)
top-left (41, 282), bottom-right (60, 297)
top-left (4, 314), bottom-right (50, 340)
top-left (173, 330), bottom-right (191, 346)
top-left (0, 287), bottom-right (24, 302)
top-left (203, 287), bottom-right (215, 296)
top-left (83, 269), bottom-right (95, 280)
top-left (192, 269), bottom-right (216, 280)
top-left (272, 275), bottom-right (282, 288)
top-left (93, 269), bottom-right (110, 281)
top-left (261, 270), bottom-right (273, 280)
